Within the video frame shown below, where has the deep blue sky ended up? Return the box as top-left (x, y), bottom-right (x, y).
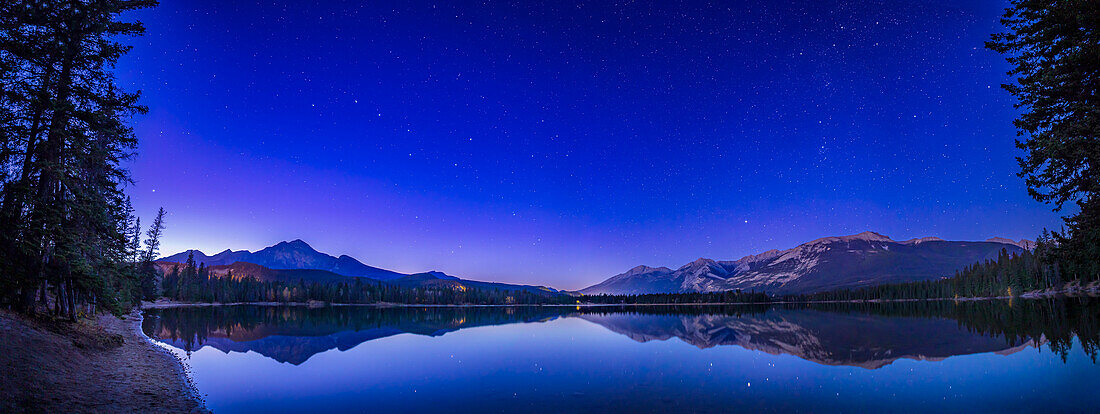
top-left (118, 0), bottom-right (1060, 290)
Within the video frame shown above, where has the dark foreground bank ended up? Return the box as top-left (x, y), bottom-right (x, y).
top-left (0, 309), bottom-right (207, 413)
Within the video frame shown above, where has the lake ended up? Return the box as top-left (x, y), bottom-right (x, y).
top-left (143, 299), bottom-right (1100, 413)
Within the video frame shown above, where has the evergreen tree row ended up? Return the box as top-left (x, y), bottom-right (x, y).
top-left (0, 1), bottom-right (162, 317)
top-left (582, 290), bottom-right (772, 305)
top-left (158, 254), bottom-right (575, 306)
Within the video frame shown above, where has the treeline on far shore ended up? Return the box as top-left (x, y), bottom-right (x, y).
top-left (581, 290), bottom-right (771, 304)
top-left (158, 253), bottom-right (577, 306)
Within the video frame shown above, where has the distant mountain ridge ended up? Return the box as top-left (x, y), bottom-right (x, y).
top-left (581, 232), bottom-right (1034, 295)
top-left (157, 240), bottom-right (565, 296)
top-left (158, 239), bottom-right (404, 280)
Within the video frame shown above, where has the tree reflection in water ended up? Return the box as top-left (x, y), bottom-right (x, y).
top-left (143, 298), bottom-right (1098, 367)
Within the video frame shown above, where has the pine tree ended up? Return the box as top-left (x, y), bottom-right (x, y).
top-left (987, 0), bottom-right (1100, 279)
top-left (142, 207), bottom-right (166, 263)
top-left (1, 0), bottom-right (159, 315)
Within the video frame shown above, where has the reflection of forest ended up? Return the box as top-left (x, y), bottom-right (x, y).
top-left (582, 309), bottom-right (1030, 369)
top-left (143, 298), bottom-right (1098, 366)
top-left (142, 306), bottom-right (573, 364)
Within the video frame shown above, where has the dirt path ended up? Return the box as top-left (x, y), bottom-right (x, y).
top-left (0, 309), bottom-right (207, 413)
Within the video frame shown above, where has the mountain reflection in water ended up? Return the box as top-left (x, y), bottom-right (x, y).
top-left (143, 298), bottom-right (1099, 368)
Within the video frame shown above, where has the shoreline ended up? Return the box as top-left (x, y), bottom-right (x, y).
top-left (132, 310), bottom-right (208, 411)
top-left (0, 309), bottom-right (207, 413)
top-left (141, 288), bottom-right (1098, 310)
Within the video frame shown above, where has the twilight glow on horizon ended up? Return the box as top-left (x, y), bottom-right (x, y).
top-left (118, 0), bottom-right (1059, 290)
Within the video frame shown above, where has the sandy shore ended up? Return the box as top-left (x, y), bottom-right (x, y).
top-left (0, 309), bottom-right (207, 413)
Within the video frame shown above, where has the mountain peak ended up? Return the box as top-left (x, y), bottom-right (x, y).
top-left (678, 258), bottom-right (713, 271)
top-left (806, 231), bottom-right (893, 245)
top-left (848, 231), bottom-right (892, 241)
top-left (678, 258), bottom-right (724, 275)
top-left (625, 265), bottom-right (671, 276)
top-left (272, 239), bottom-right (317, 252)
top-left (160, 240), bottom-right (405, 280)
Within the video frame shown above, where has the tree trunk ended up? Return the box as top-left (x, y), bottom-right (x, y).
top-left (54, 279), bottom-right (63, 317)
top-left (37, 280), bottom-right (47, 312)
top-left (31, 38), bottom-right (78, 316)
top-left (67, 277), bottom-right (76, 321)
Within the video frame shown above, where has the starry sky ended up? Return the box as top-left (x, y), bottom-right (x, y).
top-left (118, 0), bottom-right (1061, 290)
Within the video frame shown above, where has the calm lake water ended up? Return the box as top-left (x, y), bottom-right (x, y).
top-left (143, 299), bottom-right (1100, 413)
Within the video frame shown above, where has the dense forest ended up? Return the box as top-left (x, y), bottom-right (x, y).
top-left (0, 1), bottom-right (163, 317)
top-left (157, 253), bottom-right (576, 305)
top-left (581, 290), bottom-right (771, 305)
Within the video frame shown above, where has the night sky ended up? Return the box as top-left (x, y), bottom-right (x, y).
top-left (118, 0), bottom-right (1060, 290)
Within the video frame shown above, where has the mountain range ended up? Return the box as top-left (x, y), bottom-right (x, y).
top-left (159, 239), bottom-right (404, 280)
top-left (156, 240), bottom-right (563, 296)
top-left (581, 232), bottom-right (1034, 295)
top-left (160, 231), bottom-right (1035, 297)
